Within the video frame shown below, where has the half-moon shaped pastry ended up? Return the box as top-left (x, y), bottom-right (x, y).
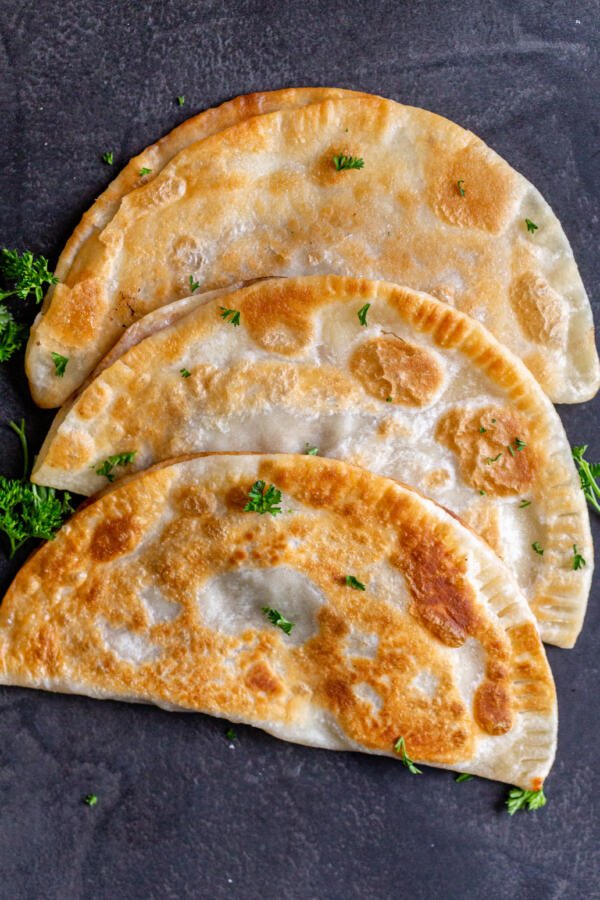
top-left (0, 453), bottom-right (557, 789)
top-left (31, 276), bottom-right (592, 648)
top-left (26, 92), bottom-right (599, 406)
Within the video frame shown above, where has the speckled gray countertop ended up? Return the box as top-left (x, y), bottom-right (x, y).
top-left (0, 2), bottom-right (599, 898)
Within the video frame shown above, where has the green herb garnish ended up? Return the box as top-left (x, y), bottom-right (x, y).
top-left (333, 154), bottom-right (364, 171)
top-left (51, 352), bottom-right (68, 377)
top-left (485, 452), bottom-right (503, 464)
top-left (219, 307), bottom-right (241, 326)
top-left (518, 499), bottom-right (531, 508)
top-left (83, 794), bottom-right (98, 807)
top-left (532, 541), bottom-right (544, 556)
top-left (357, 303), bottom-right (370, 327)
top-left (139, 167), bottom-right (152, 176)
top-left (189, 275), bottom-right (200, 293)
top-left (225, 727), bottom-right (237, 741)
top-left (455, 773), bottom-right (473, 782)
top-left (262, 606), bottom-right (294, 634)
top-left (457, 179), bottom-right (466, 196)
top-left (0, 309), bottom-right (27, 362)
top-left (177, 95), bottom-right (185, 106)
top-left (572, 544), bottom-right (586, 570)
top-left (244, 480), bottom-right (282, 515)
top-left (101, 151), bottom-right (114, 165)
top-left (0, 248), bottom-right (58, 303)
top-left (479, 426), bottom-right (486, 433)
top-left (0, 420), bottom-right (72, 558)
top-left (506, 787), bottom-right (546, 815)
top-left (304, 444), bottom-right (319, 456)
top-left (345, 575), bottom-right (366, 591)
top-left (393, 736), bottom-right (422, 774)
top-left (94, 451), bottom-right (137, 482)
top-left (180, 368), bottom-right (191, 378)
top-left (525, 218), bottom-right (538, 234)
top-left (572, 445), bottom-right (600, 514)
top-left (385, 396), bottom-right (392, 403)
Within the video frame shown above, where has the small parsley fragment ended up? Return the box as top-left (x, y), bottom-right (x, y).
top-left (83, 794), bottom-right (98, 807)
top-left (219, 306), bottom-right (241, 326)
top-left (457, 179), bottom-right (466, 196)
top-left (189, 275), bottom-right (200, 293)
top-left (0, 420), bottom-right (72, 558)
top-left (572, 445), bottom-right (600, 514)
top-left (572, 544), bottom-right (586, 570)
top-left (304, 443), bottom-right (319, 455)
top-left (525, 218), bottom-right (539, 234)
top-left (479, 426), bottom-right (486, 433)
top-left (244, 480), bottom-right (282, 515)
top-left (177, 95), bottom-right (185, 106)
top-left (485, 452), bottom-right (503, 464)
top-left (0, 248), bottom-right (58, 303)
top-left (95, 451), bottom-right (137, 482)
top-left (180, 368), bottom-right (191, 378)
top-left (393, 736), bottom-right (422, 774)
top-left (225, 727), bottom-right (237, 741)
top-left (0, 310), bottom-right (27, 362)
top-left (332, 154), bottom-right (364, 171)
top-left (101, 151), bottom-right (114, 165)
top-left (139, 167), bottom-right (152, 176)
top-left (262, 606), bottom-right (294, 635)
top-left (532, 541), bottom-right (544, 556)
top-left (357, 303), bottom-right (371, 327)
top-left (518, 499), bottom-right (531, 508)
top-left (51, 351), bottom-right (68, 377)
top-left (455, 773), bottom-right (473, 782)
top-left (345, 574), bottom-right (366, 591)
top-left (506, 787), bottom-right (546, 815)
top-left (385, 396), bottom-right (392, 403)
top-left (479, 489), bottom-right (486, 495)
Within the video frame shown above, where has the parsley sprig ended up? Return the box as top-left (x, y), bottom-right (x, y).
top-left (94, 452), bottom-right (137, 482)
top-left (572, 544), bottom-right (586, 570)
top-left (393, 736), bottom-right (422, 774)
top-left (506, 787), bottom-right (546, 815)
top-left (219, 307), bottom-right (241, 326)
top-left (525, 218), bottom-right (538, 234)
top-left (572, 445), bottom-right (600, 514)
top-left (0, 249), bottom-right (58, 362)
top-left (345, 574), bottom-right (366, 591)
top-left (262, 606), bottom-right (294, 634)
top-left (51, 352), bottom-right (68, 377)
top-left (0, 419), bottom-right (72, 558)
top-left (244, 480), bottom-right (282, 515)
top-left (357, 303), bottom-right (370, 326)
top-left (333, 154), bottom-right (364, 171)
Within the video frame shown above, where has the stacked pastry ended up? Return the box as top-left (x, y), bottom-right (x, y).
top-left (3, 89), bottom-right (598, 793)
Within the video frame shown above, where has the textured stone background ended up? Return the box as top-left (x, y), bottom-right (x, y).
top-left (1, 2), bottom-right (599, 898)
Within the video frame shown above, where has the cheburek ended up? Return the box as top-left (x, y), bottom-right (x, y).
top-left (26, 92), bottom-right (599, 407)
top-left (32, 276), bottom-right (593, 649)
top-left (0, 453), bottom-right (557, 789)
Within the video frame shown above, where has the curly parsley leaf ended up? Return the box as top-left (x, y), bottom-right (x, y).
top-left (189, 275), bottom-right (200, 293)
top-left (0, 248), bottom-right (58, 303)
top-left (139, 167), bottom-right (152, 176)
top-left (94, 451), bottom-right (137, 482)
top-left (101, 151), bottom-right (114, 165)
top-left (572, 544), bottom-right (586, 570)
top-left (0, 307), bottom-right (27, 362)
top-left (357, 303), bottom-right (370, 327)
top-left (333, 154), bottom-right (364, 171)
top-left (506, 787), bottom-right (546, 815)
top-left (304, 443), bottom-right (319, 456)
top-left (219, 306), bottom-right (241, 326)
top-left (180, 368), bottom-right (191, 378)
top-left (83, 794), bottom-right (98, 807)
top-left (177, 95), bottom-right (185, 106)
top-left (262, 606), bottom-right (294, 635)
top-left (532, 541), bottom-right (544, 556)
top-left (244, 480), bottom-right (282, 515)
top-left (525, 218), bottom-right (539, 234)
top-left (393, 736), bottom-right (422, 774)
top-left (51, 351), bottom-right (68, 377)
top-left (345, 574), bottom-right (366, 591)
top-left (572, 445), bottom-right (600, 514)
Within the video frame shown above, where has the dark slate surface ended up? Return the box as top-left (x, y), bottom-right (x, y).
top-left (1, 1), bottom-right (599, 897)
